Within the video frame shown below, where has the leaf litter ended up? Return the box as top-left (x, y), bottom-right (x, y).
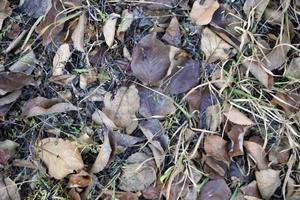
top-left (1, 0), bottom-right (300, 199)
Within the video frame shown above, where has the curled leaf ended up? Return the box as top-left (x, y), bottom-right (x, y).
top-left (190, 0), bottom-right (220, 26)
top-left (103, 13), bottom-right (119, 47)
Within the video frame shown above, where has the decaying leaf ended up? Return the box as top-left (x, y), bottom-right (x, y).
top-left (68, 170), bottom-right (92, 188)
top-left (227, 125), bottom-right (246, 157)
top-left (20, 0), bottom-right (51, 18)
top-left (0, 177), bottom-right (21, 200)
top-left (162, 16), bottom-right (181, 46)
top-left (244, 141), bottom-right (268, 170)
top-left (92, 109), bottom-right (117, 130)
top-left (204, 135), bottom-right (229, 163)
top-left (223, 104), bottom-right (254, 126)
top-left (0, 90), bottom-right (21, 116)
top-left (0, 72), bottom-right (33, 95)
top-left (285, 57), bottom-right (300, 79)
top-left (68, 188), bottom-right (81, 200)
top-left (201, 27), bottom-right (237, 63)
top-left (190, 0), bottom-right (220, 26)
top-left (198, 178), bottom-right (231, 200)
top-left (103, 13), bottom-right (119, 47)
top-left (0, 139), bottom-right (19, 165)
top-left (240, 181), bottom-right (261, 198)
top-left (21, 97), bottom-right (78, 118)
top-left (268, 139), bottom-right (290, 165)
top-left (117, 9), bottom-right (134, 41)
top-left (52, 43), bottom-right (71, 76)
top-left (119, 152), bottom-right (156, 192)
top-left (103, 85), bottom-right (140, 134)
top-left (271, 91), bottom-right (300, 114)
top-left (138, 87), bottom-right (176, 118)
top-left (72, 13), bottom-right (86, 52)
top-left (36, 137), bottom-right (84, 179)
top-left (9, 51), bottom-right (37, 74)
top-left (255, 169), bottom-right (281, 200)
top-left (243, 0), bottom-right (270, 21)
top-left (206, 104), bottom-right (221, 131)
top-left (91, 130), bottom-right (115, 173)
top-left (0, 0), bottom-right (12, 30)
top-left (131, 34), bottom-right (171, 85)
top-left (35, 0), bottom-right (65, 45)
top-left (113, 132), bottom-right (143, 147)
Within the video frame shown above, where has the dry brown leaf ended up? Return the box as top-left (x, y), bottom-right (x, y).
top-left (9, 51), bottom-right (37, 74)
top-left (91, 130), bottom-right (115, 173)
top-left (52, 43), bottom-right (71, 76)
top-left (0, 72), bottom-right (33, 95)
top-left (72, 13), bottom-right (86, 52)
top-left (206, 104), bottom-right (221, 131)
top-left (68, 188), bottom-right (81, 200)
top-left (255, 169), bottom-right (281, 200)
top-left (103, 13), bottom-right (119, 47)
top-left (243, 0), bottom-right (270, 21)
top-left (68, 170), bottom-right (92, 188)
top-left (162, 16), bottom-right (181, 46)
top-left (0, 0), bottom-right (12, 30)
top-left (103, 85), bottom-right (140, 134)
top-left (21, 97), bottom-right (78, 118)
top-left (190, 0), bottom-right (220, 26)
top-left (201, 27), bottom-right (236, 63)
top-left (0, 177), bottom-right (21, 200)
top-left (244, 141), bottom-right (268, 170)
top-left (271, 91), bottom-right (300, 114)
top-left (36, 137), bottom-right (84, 179)
top-left (116, 9), bottom-right (133, 41)
top-left (131, 34), bottom-right (170, 85)
top-left (204, 135), bottom-right (229, 163)
top-left (138, 87), bottom-right (176, 118)
top-left (242, 58), bottom-right (274, 89)
top-left (224, 104), bottom-right (254, 126)
top-left (92, 109), bottom-right (117, 130)
top-left (0, 90), bottom-right (21, 117)
top-left (240, 181), bottom-right (261, 198)
top-left (285, 57), bottom-right (300, 79)
top-left (35, 0), bottom-right (65, 46)
top-left (113, 132), bottom-right (143, 147)
top-left (198, 179), bottom-right (231, 200)
top-left (268, 139), bottom-right (290, 165)
top-left (49, 74), bottom-right (76, 86)
top-left (227, 125), bottom-right (246, 157)
top-left (119, 152), bottom-right (156, 192)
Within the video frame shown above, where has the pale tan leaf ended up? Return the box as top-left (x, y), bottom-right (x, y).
top-left (92, 109), bottom-right (117, 130)
top-left (9, 51), bottom-right (37, 74)
top-left (116, 9), bottom-right (133, 41)
top-left (243, 0), bottom-right (270, 21)
top-left (36, 138), bottom-right (84, 179)
top-left (201, 27), bottom-right (236, 63)
top-left (0, 177), bottom-right (21, 200)
top-left (285, 57), bottom-right (300, 79)
top-left (244, 141), bottom-right (268, 170)
top-left (52, 44), bottom-right (71, 76)
top-left (72, 13), bottom-right (86, 52)
top-left (0, 0), bottom-right (12, 30)
top-left (103, 85), bottom-right (140, 134)
top-left (204, 135), bottom-right (229, 163)
top-left (103, 13), bottom-right (120, 47)
top-left (223, 104), bottom-right (254, 126)
top-left (190, 0), bottom-right (219, 26)
top-left (255, 169), bottom-right (281, 200)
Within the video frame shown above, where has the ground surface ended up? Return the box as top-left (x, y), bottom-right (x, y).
top-left (0, 0), bottom-right (300, 199)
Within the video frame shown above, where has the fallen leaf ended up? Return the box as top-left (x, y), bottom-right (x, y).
top-left (268, 139), bottom-right (290, 165)
top-left (20, 0), bottom-right (51, 18)
top-left (36, 137), bottom-right (84, 179)
top-left (201, 27), bottom-right (237, 63)
top-left (190, 0), bottom-right (220, 26)
top-left (131, 34), bottom-right (170, 85)
top-left (0, 139), bottom-right (19, 165)
top-left (223, 104), bottom-right (254, 126)
top-left (9, 51), bottom-right (37, 74)
top-left (240, 181), bottom-right (261, 198)
top-left (68, 170), bottom-right (92, 188)
top-left (117, 9), bottom-right (134, 41)
top-left (162, 16), bottom-right (181, 46)
top-left (244, 141), bottom-right (268, 170)
top-left (103, 85), bottom-right (140, 134)
top-left (0, 72), bottom-right (33, 95)
top-left (206, 104), bottom-right (221, 131)
top-left (204, 135), bottom-right (229, 163)
top-left (162, 59), bottom-right (200, 95)
top-left (271, 91), bottom-right (300, 114)
top-left (227, 125), bottom-right (246, 157)
top-left (0, 0), bottom-right (12, 30)
top-left (139, 0), bottom-right (177, 10)
top-left (285, 57), bottom-right (300, 79)
top-left (255, 169), bottom-right (281, 200)
top-left (198, 178), bottom-right (231, 200)
top-left (49, 74), bottom-right (76, 86)
top-left (113, 131), bottom-right (143, 147)
top-left (21, 97), bottom-right (78, 118)
top-left (35, 0), bottom-right (65, 46)
top-left (103, 13), bottom-right (119, 47)
top-left (138, 87), bottom-right (176, 118)
top-left (0, 177), bottom-right (21, 200)
top-left (92, 109), bottom-right (117, 130)
top-left (243, 0), bottom-right (270, 22)
top-left (119, 152), bottom-right (156, 192)
top-left (242, 58), bottom-right (274, 89)
top-left (0, 90), bottom-right (21, 116)
top-left (72, 13), bottom-right (86, 52)
top-left (91, 130), bottom-right (115, 173)
top-left (68, 188), bottom-right (81, 200)
top-left (52, 43), bottom-right (71, 76)
top-left (142, 181), bottom-right (163, 200)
